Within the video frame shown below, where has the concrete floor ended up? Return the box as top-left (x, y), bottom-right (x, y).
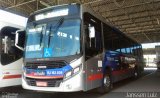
top-left (0, 68), bottom-right (160, 98)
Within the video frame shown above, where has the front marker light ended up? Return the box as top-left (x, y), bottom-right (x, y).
top-left (23, 67), bottom-right (27, 76)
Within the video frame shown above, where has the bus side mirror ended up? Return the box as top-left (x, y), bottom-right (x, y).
top-left (15, 30), bottom-right (25, 51)
top-left (89, 26), bottom-right (95, 38)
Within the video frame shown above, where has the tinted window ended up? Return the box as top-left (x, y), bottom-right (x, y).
top-left (84, 13), bottom-right (103, 59)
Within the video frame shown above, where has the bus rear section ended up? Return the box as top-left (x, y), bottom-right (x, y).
top-left (104, 51), bottom-right (140, 83)
top-left (0, 21), bottom-right (25, 88)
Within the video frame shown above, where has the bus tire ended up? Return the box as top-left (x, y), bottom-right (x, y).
top-left (98, 70), bottom-right (112, 93)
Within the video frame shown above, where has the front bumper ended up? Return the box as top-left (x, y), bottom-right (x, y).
top-left (22, 71), bottom-right (84, 92)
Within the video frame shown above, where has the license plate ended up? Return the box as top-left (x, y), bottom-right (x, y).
top-left (36, 81), bottom-right (47, 87)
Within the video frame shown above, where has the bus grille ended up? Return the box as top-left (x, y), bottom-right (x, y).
top-left (25, 61), bottom-right (66, 69)
top-left (26, 77), bottom-right (62, 87)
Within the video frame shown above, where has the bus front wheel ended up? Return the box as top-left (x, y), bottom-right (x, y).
top-left (98, 71), bottom-right (112, 93)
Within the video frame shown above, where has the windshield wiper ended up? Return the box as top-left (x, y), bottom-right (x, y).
top-left (48, 17), bottom-right (64, 47)
top-left (40, 26), bottom-right (44, 47)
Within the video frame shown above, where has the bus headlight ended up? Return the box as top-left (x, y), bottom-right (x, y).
top-left (65, 71), bottom-right (72, 78)
top-left (73, 66), bottom-right (80, 74)
top-left (64, 65), bottom-right (81, 80)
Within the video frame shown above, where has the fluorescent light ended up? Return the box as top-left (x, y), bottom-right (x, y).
top-left (40, 1), bottom-right (50, 7)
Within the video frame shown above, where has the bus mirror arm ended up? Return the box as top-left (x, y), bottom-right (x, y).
top-left (15, 30), bottom-right (24, 51)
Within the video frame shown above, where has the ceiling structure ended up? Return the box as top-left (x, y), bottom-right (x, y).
top-left (0, 0), bottom-right (160, 44)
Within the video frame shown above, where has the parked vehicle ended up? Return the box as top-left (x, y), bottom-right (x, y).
top-left (16, 3), bottom-right (144, 93)
top-left (0, 21), bottom-right (25, 88)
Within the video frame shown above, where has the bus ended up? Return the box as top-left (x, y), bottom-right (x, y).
top-left (155, 46), bottom-right (160, 69)
top-left (0, 21), bottom-right (25, 88)
top-left (16, 3), bottom-right (144, 93)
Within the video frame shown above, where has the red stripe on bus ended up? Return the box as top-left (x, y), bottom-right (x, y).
top-left (3, 74), bottom-right (21, 79)
top-left (88, 73), bottom-right (103, 81)
top-left (112, 69), bottom-right (130, 76)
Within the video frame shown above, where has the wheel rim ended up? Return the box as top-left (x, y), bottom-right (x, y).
top-left (134, 71), bottom-right (138, 77)
top-left (104, 75), bottom-right (110, 88)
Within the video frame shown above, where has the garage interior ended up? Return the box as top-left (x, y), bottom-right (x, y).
top-left (0, 0), bottom-right (160, 97)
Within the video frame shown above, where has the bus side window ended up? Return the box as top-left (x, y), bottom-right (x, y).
top-left (121, 48), bottom-right (126, 53)
top-left (126, 47), bottom-right (130, 54)
top-left (84, 13), bottom-right (103, 59)
top-left (85, 25), bottom-right (99, 58)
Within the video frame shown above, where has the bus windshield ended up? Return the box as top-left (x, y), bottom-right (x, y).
top-left (25, 19), bottom-right (81, 58)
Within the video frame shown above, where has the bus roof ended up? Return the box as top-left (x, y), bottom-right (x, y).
top-left (0, 21), bottom-right (24, 30)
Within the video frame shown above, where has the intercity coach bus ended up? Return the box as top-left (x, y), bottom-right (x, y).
top-left (16, 3), bottom-right (144, 93)
top-left (0, 21), bottom-right (25, 88)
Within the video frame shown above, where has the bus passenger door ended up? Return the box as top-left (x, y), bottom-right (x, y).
top-left (84, 24), bottom-right (103, 90)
